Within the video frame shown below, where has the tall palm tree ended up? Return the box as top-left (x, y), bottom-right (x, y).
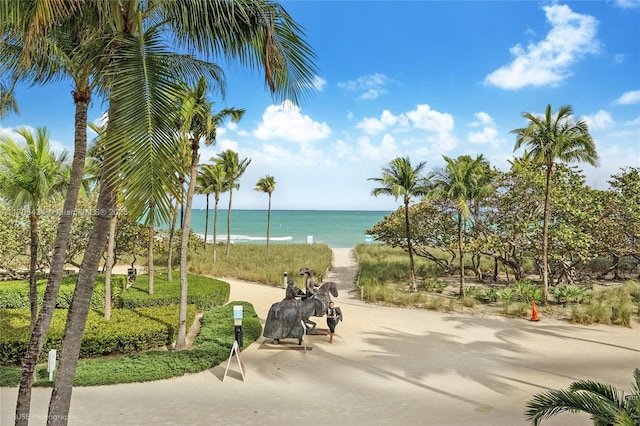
top-left (511, 104), bottom-right (598, 302)
top-left (1, 5), bottom-right (109, 420)
top-left (255, 174), bottom-right (276, 254)
top-left (4, 1), bottom-right (317, 422)
top-left (369, 157), bottom-right (429, 291)
top-left (525, 368), bottom-right (640, 425)
top-left (429, 154), bottom-right (491, 297)
top-left (0, 127), bottom-right (69, 328)
top-left (175, 76), bottom-right (244, 350)
top-left (196, 167), bottom-right (214, 249)
top-left (202, 162), bottom-right (228, 262)
top-left (216, 149), bottom-right (252, 256)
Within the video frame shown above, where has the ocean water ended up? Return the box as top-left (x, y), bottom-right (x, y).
top-left (180, 210), bottom-right (392, 248)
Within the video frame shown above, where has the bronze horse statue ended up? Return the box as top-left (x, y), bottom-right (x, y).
top-left (263, 281), bottom-right (338, 345)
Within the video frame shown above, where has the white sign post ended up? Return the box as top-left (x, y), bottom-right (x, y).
top-left (300, 320), bottom-right (308, 352)
top-left (47, 349), bottom-right (57, 381)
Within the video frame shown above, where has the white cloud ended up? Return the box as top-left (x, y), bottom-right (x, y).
top-left (356, 134), bottom-right (399, 161)
top-left (356, 110), bottom-right (405, 135)
top-left (468, 127), bottom-right (498, 144)
top-left (614, 0), bottom-right (640, 9)
top-left (253, 100), bottom-right (331, 142)
top-left (624, 116), bottom-right (640, 126)
top-left (485, 4), bottom-right (599, 90)
top-left (470, 111), bottom-right (494, 127)
top-left (338, 73), bottom-right (394, 100)
top-left (583, 110), bottom-right (614, 130)
top-left (308, 75), bottom-right (327, 92)
top-left (614, 90), bottom-right (640, 105)
top-left (405, 104), bottom-right (454, 134)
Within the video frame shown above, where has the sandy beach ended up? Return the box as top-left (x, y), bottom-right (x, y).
top-left (1, 248), bottom-right (639, 425)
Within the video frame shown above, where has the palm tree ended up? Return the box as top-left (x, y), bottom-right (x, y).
top-left (369, 157), bottom-right (429, 291)
top-left (1, 5), bottom-right (109, 421)
top-left (202, 162), bottom-right (227, 263)
top-left (525, 368), bottom-right (640, 425)
top-left (216, 149), bottom-right (252, 256)
top-left (175, 77), bottom-right (244, 350)
top-left (0, 127), bottom-right (69, 328)
top-left (511, 104), bottom-right (598, 302)
top-left (429, 154), bottom-right (491, 297)
top-left (4, 1), bottom-right (317, 422)
top-left (255, 175), bottom-right (276, 254)
top-left (196, 167), bottom-right (214, 249)
top-left (0, 79), bottom-right (19, 118)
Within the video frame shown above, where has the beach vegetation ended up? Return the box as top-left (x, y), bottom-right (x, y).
top-left (511, 104), bottom-right (599, 302)
top-left (187, 243), bottom-right (332, 286)
top-left (427, 154), bottom-right (494, 298)
top-left (369, 156), bottom-right (431, 291)
top-left (356, 243), bottom-right (640, 323)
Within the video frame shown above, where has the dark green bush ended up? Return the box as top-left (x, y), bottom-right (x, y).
top-left (0, 305), bottom-right (196, 365)
top-left (0, 274), bottom-right (126, 310)
top-left (115, 273), bottom-right (229, 311)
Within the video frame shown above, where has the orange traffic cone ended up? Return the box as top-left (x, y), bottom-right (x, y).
top-left (530, 300), bottom-right (540, 322)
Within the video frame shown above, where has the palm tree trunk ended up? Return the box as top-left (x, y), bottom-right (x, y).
top-left (46, 148), bottom-right (116, 425)
top-left (213, 197), bottom-right (219, 263)
top-left (148, 205), bottom-right (154, 294)
top-left (104, 215), bottom-right (117, 320)
top-left (226, 189), bottom-right (233, 256)
top-left (204, 194), bottom-right (209, 249)
top-left (266, 194), bottom-right (272, 254)
top-left (458, 214), bottom-right (465, 298)
top-left (176, 143), bottom-right (199, 350)
top-left (28, 213), bottom-right (39, 330)
top-left (542, 166), bottom-right (552, 302)
top-left (404, 201), bottom-right (417, 291)
top-left (14, 87), bottom-right (89, 426)
top-left (167, 197), bottom-right (178, 282)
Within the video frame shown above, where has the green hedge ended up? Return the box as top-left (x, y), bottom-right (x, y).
top-left (0, 274), bottom-right (126, 310)
top-left (0, 305), bottom-right (196, 366)
top-left (0, 301), bottom-right (262, 387)
top-left (115, 273), bottom-right (229, 311)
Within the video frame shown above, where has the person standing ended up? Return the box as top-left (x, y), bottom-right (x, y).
top-left (326, 301), bottom-right (342, 343)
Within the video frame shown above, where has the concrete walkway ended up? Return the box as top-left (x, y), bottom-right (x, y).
top-left (2, 248), bottom-right (639, 426)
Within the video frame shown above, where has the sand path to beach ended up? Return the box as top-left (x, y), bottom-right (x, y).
top-left (2, 248), bottom-right (639, 425)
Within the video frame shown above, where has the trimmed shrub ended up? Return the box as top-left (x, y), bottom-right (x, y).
top-left (0, 305), bottom-right (196, 365)
top-left (115, 273), bottom-right (229, 312)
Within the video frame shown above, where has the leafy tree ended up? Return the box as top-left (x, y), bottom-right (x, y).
top-left (255, 174), bottom-right (276, 254)
top-left (367, 200), bottom-right (459, 275)
top-left (215, 149), bottom-right (252, 256)
top-left (429, 155), bottom-right (491, 297)
top-left (525, 368), bottom-right (640, 425)
top-left (369, 157), bottom-right (430, 291)
top-left (0, 127), bottom-right (69, 328)
top-left (511, 104), bottom-right (598, 302)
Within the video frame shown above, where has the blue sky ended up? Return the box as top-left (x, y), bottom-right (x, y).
top-left (1, 0), bottom-right (639, 211)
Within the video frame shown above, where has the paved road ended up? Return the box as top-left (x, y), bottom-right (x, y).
top-left (2, 249), bottom-right (639, 426)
